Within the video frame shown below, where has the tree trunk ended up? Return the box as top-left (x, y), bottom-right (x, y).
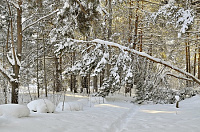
top-left (106, 0), bottom-right (112, 87)
top-left (139, 0), bottom-right (144, 52)
top-left (11, 81), bottom-right (19, 104)
top-left (93, 75), bottom-right (98, 92)
top-left (128, 0), bottom-right (133, 45)
top-left (55, 57), bottom-right (61, 92)
top-left (133, 0), bottom-right (139, 50)
top-left (43, 33), bottom-right (47, 97)
top-left (60, 55), bottom-right (63, 90)
top-left (11, 0), bottom-right (22, 104)
top-left (81, 76), bottom-right (88, 93)
top-left (194, 43), bottom-right (197, 76)
top-left (185, 33), bottom-right (191, 86)
top-left (4, 81), bottom-right (8, 104)
top-left (37, 26), bottom-right (40, 98)
top-left (185, 40), bottom-right (189, 86)
top-left (70, 74), bottom-right (73, 92)
top-left (198, 47), bottom-right (200, 79)
top-left (17, 0), bottom-right (22, 62)
top-left (100, 69), bottom-right (105, 88)
top-left (176, 101), bottom-right (179, 108)
top-left (188, 41), bottom-right (191, 74)
top-left (108, 0), bottom-right (112, 40)
top-left (70, 52), bottom-right (77, 93)
top-left (88, 73), bottom-right (90, 94)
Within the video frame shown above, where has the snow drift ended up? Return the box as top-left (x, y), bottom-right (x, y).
top-left (56, 99), bottom-right (88, 112)
top-left (27, 99), bottom-right (55, 113)
top-left (56, 97), bottom-right (106, 112)
top-left (0, 104), bottom-right (30, 118)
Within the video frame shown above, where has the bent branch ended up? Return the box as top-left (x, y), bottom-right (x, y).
top-left (92, 39), bottom-right (200, 85)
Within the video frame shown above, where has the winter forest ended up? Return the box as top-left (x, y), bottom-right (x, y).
top-left (0, 0), bottom-right (200, 132)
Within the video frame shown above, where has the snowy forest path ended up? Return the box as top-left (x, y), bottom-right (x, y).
top-left (107, 104), bottom-right (139, 132)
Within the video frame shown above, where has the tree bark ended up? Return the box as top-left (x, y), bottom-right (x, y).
top-left (108, 0), bottom-right (112, 40)
top-left (70, 52), bottom-right (77, 93)
top-left (55, 57), bottom-right (61, 92)
top-left (17, 0), bottom-right (22, 62)
top-left (100, 69), bottom-right (105, 88)
top-left (93, 75), bottom-right (98, 92)
top-left (185, 33), bottom-right (191, 86)
top-left (37, 31), bottom-right (40, 98)
top-left (7, 0), bottom-right (23, 104)
top-left (11, 81), bottom-right (19, 104)
top-left (106, 0), bottom-right (112, 87)
top-left (194, 43), bottom-right (197, 76)
top-left (128, 0), bottom-right (133, 45)
top-left (185, 41), bottom-right (189, 86)
top-left (139, 0), bottom-right (144, 52)
top-left (43, 33), bottom-right (47, 97)
top-left (133, 0), bottom-right (139, 50)
top-left (198, 47), bottom-right (200, 79)
top-left (88, 73), bottom-right (90, 94)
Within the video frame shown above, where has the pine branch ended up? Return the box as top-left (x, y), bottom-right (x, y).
top-left (91, 39), bottom-right (200, 85)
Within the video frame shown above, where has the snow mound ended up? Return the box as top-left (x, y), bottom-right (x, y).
top-left (56, 99), bottom-right (88, 112)
top-left (27, 99), bottom-right (55, 113)
top-left (0, 104), bottom-right (30, 118)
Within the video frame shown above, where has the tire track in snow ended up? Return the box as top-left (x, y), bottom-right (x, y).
top-left (107, 105), bottom-right (139, 132)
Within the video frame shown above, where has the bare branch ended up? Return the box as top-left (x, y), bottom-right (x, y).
top-left (22, 13), bottom-right (37, 25)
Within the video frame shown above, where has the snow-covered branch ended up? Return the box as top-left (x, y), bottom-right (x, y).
top-left (6, 48), bottom-right (21, 67)
top-left (22, 13), bottom-right (37, 25)
top-left (165, 72), bottom-right (193, 81)
top-left (57, 38), bottom-right (200, 85)
top-left (22, 9), bottom-right (59, 32)
top-left (92, 39), bottom-right (200, 85)
top-left (150, 1), bottom-right (194, 37)
top-left (7, 52), bottom-right (15, 66)
top-left (8, 0), bottom-right (19, 9)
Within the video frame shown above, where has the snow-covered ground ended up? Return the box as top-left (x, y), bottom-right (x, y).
top-left (0, 93), bottom-right (200, 132)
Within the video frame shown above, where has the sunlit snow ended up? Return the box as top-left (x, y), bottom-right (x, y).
top-left (0, 94), bottom-right (200, 132)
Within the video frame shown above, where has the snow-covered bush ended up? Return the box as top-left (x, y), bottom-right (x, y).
top-left (132, 58), bottom-right (177, 104)
top-left (178, 87), bottom-right (199, 100)
top-left (56, 99), bottom-right (88, 112)
top-left (0, 104), bottom-right (30, 118)
top-left (89, 96), bottom-right (107, 104)
top-left (134, 74), bottom-right (199, 104)
top-left (27, 99), bottom-right (55, 113)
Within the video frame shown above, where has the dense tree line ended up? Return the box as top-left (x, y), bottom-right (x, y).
top-left (0, 0), bottom-right (199, 104)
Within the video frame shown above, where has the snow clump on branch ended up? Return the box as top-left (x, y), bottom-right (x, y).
top-left (150, 0), bottom-right (194, 38)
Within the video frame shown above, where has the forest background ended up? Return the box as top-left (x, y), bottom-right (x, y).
top-left (0, 0), bottom-right (200, 104)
